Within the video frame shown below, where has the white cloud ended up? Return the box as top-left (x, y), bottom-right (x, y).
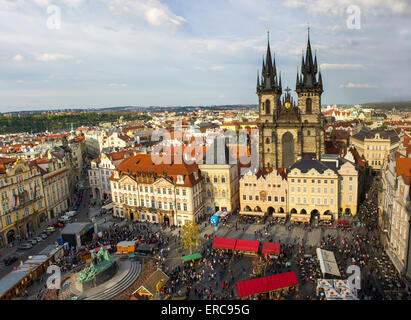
top-left (12, 53), bottom-right (24, 62)
top-left (35, 53), bottom-right (73, 62)
top-left (339, 83), bottom-right (378, 88)
top-left (33, 0), bottom-right (86, 7)
top-left (282, 0), bottom-right (307, 8)
top-left (282, 0), bottom-right (411, 16)
top-left (109, 83), bottom-right (128, 87)
top-left (320, 63), bottom-right (364, 70)
top-left (105, 0), bottom-right (186, 27)
top-left (195, 65), bottom-right (225, 71)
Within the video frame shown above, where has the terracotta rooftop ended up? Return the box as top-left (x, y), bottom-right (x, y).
top-left (109, 153), bottom-right (201, 187)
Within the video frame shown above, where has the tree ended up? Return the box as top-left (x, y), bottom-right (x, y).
top-left (180, 221), bottom-right (200, 254)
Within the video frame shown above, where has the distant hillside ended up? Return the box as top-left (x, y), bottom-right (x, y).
top-left (361, 101), bottom-right (411, 111)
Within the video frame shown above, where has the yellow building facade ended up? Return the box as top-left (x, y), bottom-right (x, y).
top-left (239, 168), bottom-right (287, 217)
top-left (0, 158), bottom-right (46, 248)
top-left (288, 155), bottom-right (358, 222)
top-left (350, 129), bottom-right (400, 171)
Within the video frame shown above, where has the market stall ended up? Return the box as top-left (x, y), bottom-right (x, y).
top-left (234, 239), bottom-right (260, 256)
top-left (136, 243), bottom-right (158, 255)
top-left (133, 268), bottom-right (169, 300)
top-left (236, 271), bottom-right (299, 299)
top-left (182, 253), bottom-right (202, 266)
top-left (212, 237), bottom-right (237, 251)
top-left (116, 241), bottom-right (137, 253)
top-left (316, 248), bottom-right (341, 278)
top-left (262, 242), bottom-right (281, 259)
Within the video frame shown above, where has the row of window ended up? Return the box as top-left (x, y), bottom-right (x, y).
top-left (113, 196), bottom-right (189, 211)
top-left (3, 201), bottom-right (43, 225)
top-left (290, 187), bottom-right (336, 194)
top-left (112, 183), bottom-right (188, 196)
top-left (206, 176), bottom-right (226, 183)
top-left (290, 178), bottom-right (338, 184)
top-left (243, 195), bottom-right (285, 202)
top-left (243, 183), bottom-right (282, 188)
top-left (291, 197), bottom-right (336, 205)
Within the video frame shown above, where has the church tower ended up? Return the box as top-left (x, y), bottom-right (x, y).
top-left (295, 28), bottom-right (325, 160)
top-left (257, 33), bottom-right (282, 169)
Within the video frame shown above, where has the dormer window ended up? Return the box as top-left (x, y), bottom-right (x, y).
top-left (177, 175), bottom-right (184, 184)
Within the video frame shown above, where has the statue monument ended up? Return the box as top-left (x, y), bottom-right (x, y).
top-left (74, 245), bottom-right (119, 292)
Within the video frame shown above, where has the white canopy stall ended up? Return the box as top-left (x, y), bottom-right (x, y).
top-left (316, 248), bottom-right (341, 278)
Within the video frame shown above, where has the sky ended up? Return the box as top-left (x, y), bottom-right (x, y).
top-left (0, 0), bottom-right (411, 112)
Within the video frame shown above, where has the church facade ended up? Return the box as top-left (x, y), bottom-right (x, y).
top-left (257, 32), bottom-right (325, 170)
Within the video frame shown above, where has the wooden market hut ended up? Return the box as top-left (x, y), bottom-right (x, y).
top-left (133, 268), bottom-right (169, 300)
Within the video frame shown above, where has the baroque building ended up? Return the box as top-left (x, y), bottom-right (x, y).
top-left (257, 31), bottom-right (325, 170)
top-left (108, 153), bottom-right (203, 226)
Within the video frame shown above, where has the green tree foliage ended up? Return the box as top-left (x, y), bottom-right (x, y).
top-left (0, 112), bottom-right (152, 134)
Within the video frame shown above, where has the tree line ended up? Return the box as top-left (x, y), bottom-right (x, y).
top-left (0, 112), bottom-right (152, 134)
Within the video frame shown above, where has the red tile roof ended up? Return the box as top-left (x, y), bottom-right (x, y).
top-left (109, 153), bottom-right (201, 187)
top-left (0, 157), bottom-right (16, 173)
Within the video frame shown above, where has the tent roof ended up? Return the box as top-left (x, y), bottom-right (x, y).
top-left (212, 237), bottom-right (237, 250)
top-left (316, 248), bottom-right (341, 277)
top-left (262, 242), bottom-right (281, 255)
top-left (182, 253), bottom-right (202, 262)
top-left (235, 239), bottom-right (260, 252)
top-left (235, 271), bottom-right (299, 298)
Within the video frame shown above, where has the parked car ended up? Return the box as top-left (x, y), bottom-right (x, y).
top-left (35, 236), bottom-right (43, 242)
top-left (52, 222), bottom-right (64, 228)
top-left (18, 242), bottom-right (33, 250)
top-left (4, 255), bottom-right (18, 266)
top-left (28, 239), bottom-right (37, 245)
top-left (46, 226), bottom-right (56, 233)
top-left (59, 216), bottom-right (71, 223)
top-left (40, 233), bottom-right (48, 239)
top-left (73, 205), bottom-right (79, 211)
top-left (66, 211), bottom-right (77, 217)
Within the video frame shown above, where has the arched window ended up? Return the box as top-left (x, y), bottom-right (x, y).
top-left (265, 99), bottom-right (271, 114)
top-left (265, 137), bottom-right (270, 144)
top-left (306, 98), bottom-right (312, 114)
top-left (307, 130), bottom-right (311, 136)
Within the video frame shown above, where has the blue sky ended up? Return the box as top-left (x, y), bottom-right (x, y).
top-left (0, 0), bottom-right (411, 111)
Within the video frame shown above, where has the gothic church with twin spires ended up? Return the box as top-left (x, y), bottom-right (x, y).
top-left (257, 31), bottom-right (325, 170)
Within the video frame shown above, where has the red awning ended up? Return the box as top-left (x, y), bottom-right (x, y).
top-left (235, 271), bottom-right (299, 298)
top-left (212, 237), bottom-right (237, 250)
top-left (262, 242), bottom-right (281, 255)
top-left (234, 239), bottom-right (260, 252)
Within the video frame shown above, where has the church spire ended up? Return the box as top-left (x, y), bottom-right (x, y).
top-left (318, 68), bottom-right (323, 89)
top-left (296, 66), bottom-right (300, 87)
top-left (257, 69), bottom-right (260, 92)
top-left (297, 27), bottom-right (322, 91)
top-left (279, 71), bottom-right (282, 90)
top-left (260, 31), bottom-right (281, 93)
